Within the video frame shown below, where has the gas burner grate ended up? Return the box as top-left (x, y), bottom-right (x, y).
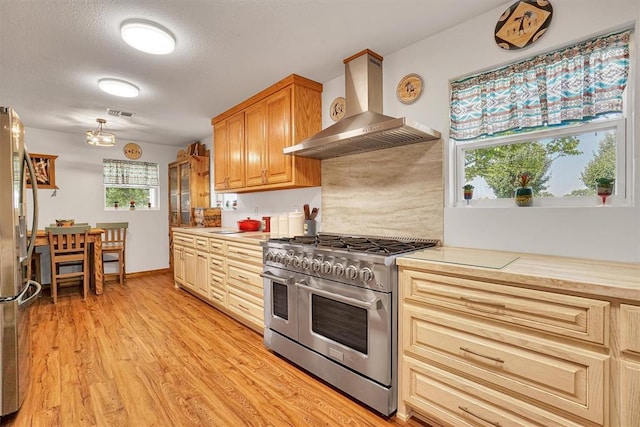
top-left (269, 233), bottom-right (439, 256)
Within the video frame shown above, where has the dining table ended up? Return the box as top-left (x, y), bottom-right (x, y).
top-left (31, 228), bottom-right (105, 295)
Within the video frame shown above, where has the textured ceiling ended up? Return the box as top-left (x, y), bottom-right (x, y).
top-left (0, 0), bottom-right (507, 147)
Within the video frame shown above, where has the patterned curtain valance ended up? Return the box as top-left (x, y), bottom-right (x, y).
top-left (450, 30), bottom-right (631, 141)
top-left (103, 159), bottom-right (159, 186)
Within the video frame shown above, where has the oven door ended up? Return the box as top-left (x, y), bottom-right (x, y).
top-left (296, 277), bottom-right (392, 386)
top-left (262, 268), bottom-right (298, 340)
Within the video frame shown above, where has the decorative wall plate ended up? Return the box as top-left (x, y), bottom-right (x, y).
top-left (123, 142), bottom-right (142, 160)
top-left (495, 0), bottom-right (553, 50)
top-left (396, 74), bottom-right (423, 104)
top-left (329, 97), bottom-right (346, 122)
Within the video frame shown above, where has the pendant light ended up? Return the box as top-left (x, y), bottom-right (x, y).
top-left (86, 118), bottom-right (116, 147)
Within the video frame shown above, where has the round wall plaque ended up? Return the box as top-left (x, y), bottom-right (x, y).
top-left (329, 97), bottom-right (346, 122)
top-left (494, 0), bottom-right (553, 50)
top-left (123, 142), bottom-right (142, 160)
top-left (396, 74), bottom-right (423, 105)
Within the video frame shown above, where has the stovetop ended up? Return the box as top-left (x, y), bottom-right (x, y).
top-left (266, 233), bottom-right (439, 256)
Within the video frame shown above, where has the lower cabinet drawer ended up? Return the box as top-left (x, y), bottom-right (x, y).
top-left (227, 264), bottom-right (262, 298)
top-left (227, 290), bottom-right (263, 328)
top-left (404, 304), bottom-right (607, 424)
top-left (209, 288), bottom-right (225, 307)
top-left (402, 357), bottom-right (586, 427)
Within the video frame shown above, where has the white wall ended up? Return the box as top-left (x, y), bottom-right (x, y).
top-left (318, 0), bottom-right (640, 263)
top-left (25, 127), bottom-right (179, 276)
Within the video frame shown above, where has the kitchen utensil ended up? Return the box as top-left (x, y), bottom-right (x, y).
top-left (303, 204), bottom-right (311, 220)
top-left (309, 208), bottom-right (319, 220)
top-left (237, 217), bottom-right (261, 231)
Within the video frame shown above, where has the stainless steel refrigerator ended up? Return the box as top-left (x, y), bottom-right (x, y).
top-left (0, 107), bottom-right (42, 417)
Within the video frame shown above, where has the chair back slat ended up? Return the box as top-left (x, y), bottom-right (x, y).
top-left (96, 222), bottom-right (128, 246)
top-left (45, 225), bottom-right (91, 254)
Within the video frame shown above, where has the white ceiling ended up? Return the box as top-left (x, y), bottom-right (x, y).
top-left (0, 0), bottom-right (507, 147)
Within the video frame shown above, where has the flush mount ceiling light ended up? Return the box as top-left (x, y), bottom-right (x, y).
top-left (120, 19), bottom-right (176, 55)
top-left (98, 78), bottom-right (140, 98)
top-left (86, 118), bottom-right (116, 147)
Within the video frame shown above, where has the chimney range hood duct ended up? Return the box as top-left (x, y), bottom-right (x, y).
top-left (283, 49), bottom-right (441, 160)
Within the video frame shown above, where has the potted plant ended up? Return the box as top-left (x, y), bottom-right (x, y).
top-left (129, 200), bottom-right (136, 210)
top-left (514, 172), bottom-right (533, 207)
top-left (462, 184), bottom-right (474, 206)
top-left (595, 177), bottom-right (615, 206)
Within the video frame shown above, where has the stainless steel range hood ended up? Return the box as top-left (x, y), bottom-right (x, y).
top-left (283, 49), bottom-right (441, 160)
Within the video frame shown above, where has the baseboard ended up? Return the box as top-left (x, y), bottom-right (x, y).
top-left (124, 268), bottom-right (171, 279)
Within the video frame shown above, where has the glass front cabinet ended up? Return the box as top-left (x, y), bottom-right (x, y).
top-left (168, 155), bottom-right (210, 227)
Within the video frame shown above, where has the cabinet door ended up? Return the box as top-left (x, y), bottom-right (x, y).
top-left (168, 164), bottom-right (179, 226)
top-left (173, 245), bottom-right (185, 284)
top-left (183, 247), bottom-right (196, 290)
top-left (264, 88), bottom-right (292, 184)
top-left (213, 121), bottom-right (229, 190)
top-left (179, 162), bottom-right (191, 225)
top-left (195, 250), bottom-right (209, 297)
top-left (226, 112), bottom-right (245, 189)
top-left (245, 100), bottom-right (266, 187)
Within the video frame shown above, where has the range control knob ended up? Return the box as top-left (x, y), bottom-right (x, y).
top-left (333, 263), bottom-right (345, 277)
top-left (359, 267), bottom-right (374, 282)
top-left (311, 259), bottom-right (322, 272)
top-left (274, 253), bottom-right (284, 263)
top-left (265, 251), bottom-right (275, 262)
top-left (293, 256), bottom-right (302, 268)
top-left (321, 261), bottom-right (332, 274)
top-left (284, 254), bottom-right (293, 265)
top-left (345, 265), bottom-right (358, 280)
top-left (301, 257), bottom-right (311, 270)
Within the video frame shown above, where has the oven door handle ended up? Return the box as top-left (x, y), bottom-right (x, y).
top-left (260, 271), bottom-right (294, 285)
top-left (295, 281), bottom-right (379, 310)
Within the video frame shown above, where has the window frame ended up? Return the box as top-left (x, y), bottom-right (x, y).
top-left (102, 159), bottom-right (160, 211)
top-left (454, 117), bottom-right (629, 208)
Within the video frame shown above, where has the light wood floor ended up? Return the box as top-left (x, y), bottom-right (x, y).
top-left (2, 272), bottom-right (431, 426)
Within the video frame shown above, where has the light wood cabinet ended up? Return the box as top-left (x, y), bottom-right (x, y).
top-left (212, 74), bottom-right (322, 193)
top-left (225, 240), bottom-right (264, 332)
top-left (172, 232), bottom-right (194, 287)
top-left (168, 155), bottom-right (210, 227)
top-left (213, 112), bottom-right (245, 190)
top-left (398, 266), bottom-right (610, 427)
top-left (620, 304), bottom-right (640, 427)
top-left (172, 229), bottom-right (265, 334)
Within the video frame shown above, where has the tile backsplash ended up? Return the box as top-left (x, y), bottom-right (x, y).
top-left (321, 140), bottom-right (443, 241)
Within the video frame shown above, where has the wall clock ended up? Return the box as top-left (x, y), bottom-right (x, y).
top-left (123, 142), bottom-right (142, 160)
top-left (396, 74), bottom-right (423, 105)
top-left (329, 97), bottom-right (346, 122)
top-left (494, 0), bottom-right (553, 50)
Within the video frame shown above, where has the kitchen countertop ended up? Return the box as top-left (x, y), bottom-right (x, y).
top-left (398, 246), bottom-right (640, 303)
top-left (172, 227), bottom-right (271, 245)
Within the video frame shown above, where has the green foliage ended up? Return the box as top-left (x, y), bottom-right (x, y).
top-left (465, 136), bottom-right (581, 198)
top-left (580, 133), bottom-right (616, 193)
top-left (105, 187), bottom-right (150, 208)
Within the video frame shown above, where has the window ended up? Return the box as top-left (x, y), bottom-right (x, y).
top-left (103, 159), bottom-right (159, 210)
top-left (451, 30), bottom-right (631, 207)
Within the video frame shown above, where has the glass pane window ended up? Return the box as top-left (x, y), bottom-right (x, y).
top-left (451, 30), bottom-right (632, 207)
top-left (103, 159), bottom-right (159, 210)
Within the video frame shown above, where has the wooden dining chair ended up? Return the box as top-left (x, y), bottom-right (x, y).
top-left (45, 225), bottom-right (91, 304)
top-left (96, 222), bottom-right (128, 286)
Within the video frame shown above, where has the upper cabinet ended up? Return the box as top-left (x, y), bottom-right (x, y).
top-left (211, 74), bottom-right (322, 193)
top-left (168, 155), bottom-right (210, 227)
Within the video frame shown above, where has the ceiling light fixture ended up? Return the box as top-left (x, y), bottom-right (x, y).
top-left (98, 78), bottom-right (139, 98)
top-left (86, 118), bottom-right (116, 147)
top-left (120, 19), bottom-right (176, 55)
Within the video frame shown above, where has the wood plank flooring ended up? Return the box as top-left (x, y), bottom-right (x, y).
top-left (1, 272), bottom-right (431, 426)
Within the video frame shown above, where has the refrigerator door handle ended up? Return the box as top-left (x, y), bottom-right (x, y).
top-left (0, 280), bottom-right (40, 304)
top-left (18, 280), bottom-right (42, 307)
top-left (23, 147), bottom-right (39, 259)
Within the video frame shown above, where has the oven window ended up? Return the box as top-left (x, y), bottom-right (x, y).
top-left (311, 294), bottom-right (368, 354)
top-left (272, 282), bottom-right (289, 320)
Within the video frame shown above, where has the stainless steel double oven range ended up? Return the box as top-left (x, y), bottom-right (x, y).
top-left (261, 234), bottom-right (438, 416)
